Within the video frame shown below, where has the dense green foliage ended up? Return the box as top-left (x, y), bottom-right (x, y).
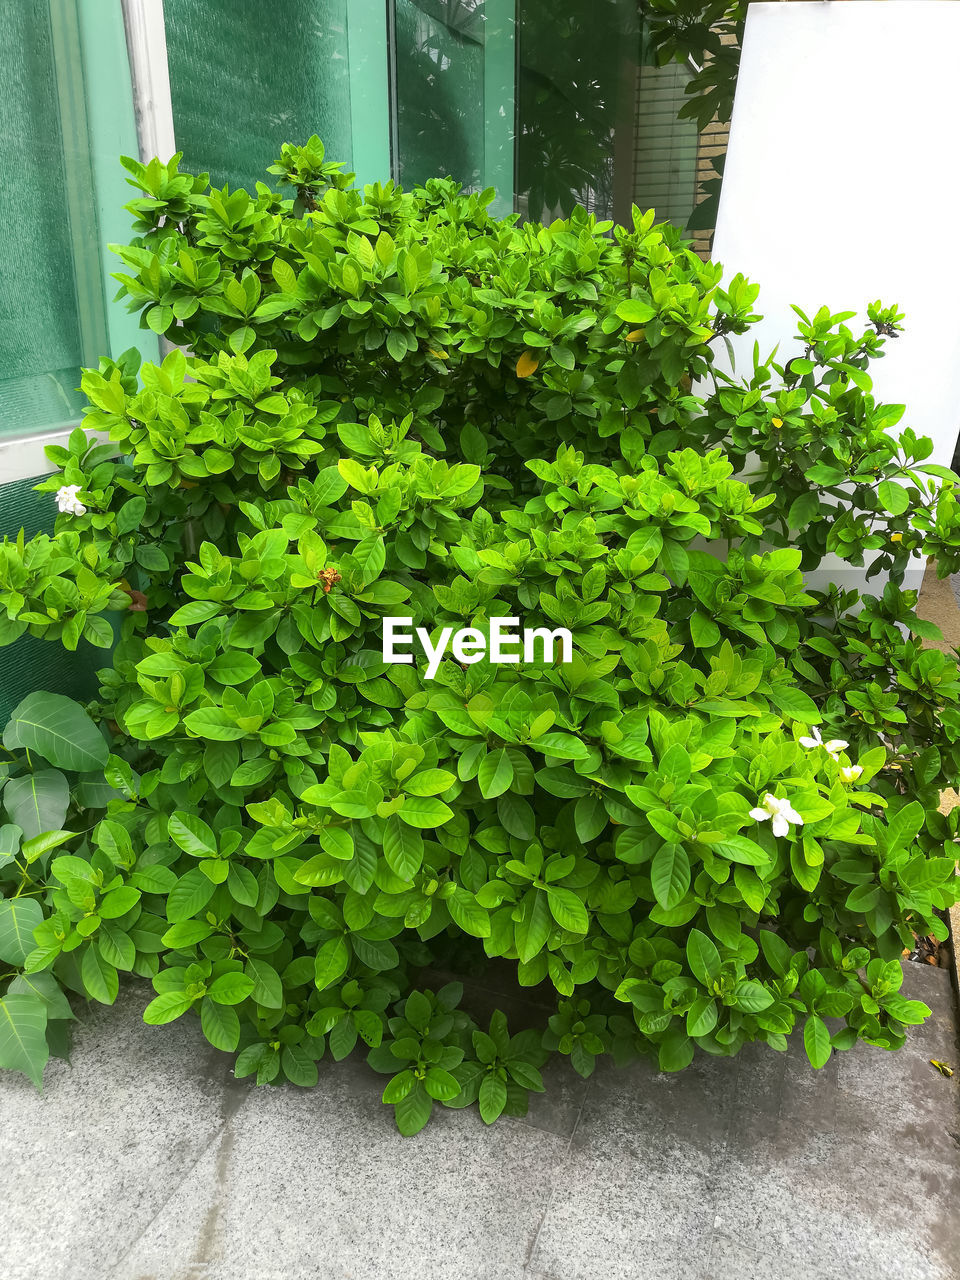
top-left (0, 142), bottom-right (958, 1131)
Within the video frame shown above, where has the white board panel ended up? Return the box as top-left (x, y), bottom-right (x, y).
top-left (712, 1), bottom-right (960, 593)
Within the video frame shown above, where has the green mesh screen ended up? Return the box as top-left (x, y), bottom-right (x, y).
top-left (163, 0), bottom-right (353, 190)
top-left (0, 475), bottom-right (102, 722)
top-left (394, 0), bottom-right (485, 190)
top-left (0, 0), bottom-right (86, 436)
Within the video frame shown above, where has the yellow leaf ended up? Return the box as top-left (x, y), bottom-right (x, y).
top-left (771, 417), bottom-right (783, 429)
top-left (516, 350), bottom-right (539, 378)
top-left (625, 329), bottom-right (645, 343)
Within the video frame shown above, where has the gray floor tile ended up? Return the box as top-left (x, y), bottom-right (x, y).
top-left (110, 1067), bottom-right (568, 1280)
top-left (3, 964), bottom-right (958, 1280)
top-left (528, 1055), bottom-right (738, 1280)
top-left (0, 984), bottom-right (231, 1280)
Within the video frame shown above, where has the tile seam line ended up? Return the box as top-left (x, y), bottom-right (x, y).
top-left (103, 1084), bottom-right (252, 1278)
top-left (524, 1074), bottom-right (593, 1271)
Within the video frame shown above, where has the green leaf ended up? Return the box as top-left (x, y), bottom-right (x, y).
top-left (7, 971), bottom-right (74, 1020)
top-left (397, 795), bottom-right (453, 829)
top-left (650, 844), bottom-right (690, 910)
top-left (733, 980), bottom-right (773, 1013)
top-left (447, 886), bottom-right (490, 938)
top-left (0, 822), bottom-right (22, 867)
top-left (0, 898), bottom-right (43, 964)
top-left (877, 480), bottom-right (909, 516)
top-left (686, 996), bottom-right (718, 1038)
top-left (245, 957), bottom-right (284, 1008)
top-left (394, 1083), bottom-right (433, 1134)
top-left (574, 794), bottom-right (607, 843)
top-left (658, 1029), bottom-right (694, 1072)
top-left (686, 929), bottom-right (721, 987)
top-left (404, 769), bottom-right (456, 797)
top-left (0, 994), bottom-right (48, 1087)
top-left (207, 973), bottom-right (256, 1005)
top-left (117, 496), bottom-right (147, 535)
top-left (766, 685), bottom-right (821, 724)
top-left (803, 1013), bottom-right (832, 1068)
top-left (314, 936), bottom-right (349, 990)
top-left (20, 829), bottom-right (76, 863)
top-left (99, 885), bottom-right (141, 919)
top-left (5, 693), bottom-right (108, 771)
top-left (207, 651), bottom-right (262, 684)
top-left (383, 1069), bottom-right (416, 1104)
top-left (80, 946), bottom-right (118, 1004)
top-left (515, 891), bottom-right (551, 963)
top-left (281, 1044), bottom-right (319, 1087)
top-left (714, 835), bottom-right (770, 866)
top-left (383, 815), bottom-right (424, 880)
top-left (3, 770), bottom-right (70, 839)
top-left (546, 887), bottom-right (588, 934)
top-left (425, 1067), bottom-right (461, 1101)
top-left (98, 922), bottom-right (136, 971)
top-left (143, 990), bottom-right (196, 1025)
top-left (478, 1072), bottom-right (508, 1124)
top-left (166, 868), bottom-right (217, 922)
top-left (168, 811), bottom-right (218, 858)
top-left (478, 749), bottom-right (514, 799)
top-left (201, 997), bottom-right (240, 1051)
top-left (758, 929), bottom-right (792, 977)
top-left (880, 994), bottom-right (930, 1026)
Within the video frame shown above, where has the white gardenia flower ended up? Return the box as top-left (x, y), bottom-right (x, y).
top-left (840, 764), bottom-right (863, 784)
top-left (798, 724), bottom-right (849, 761)
top-left (749, 793), bottom-right (804, 839)
top-left (55, 484), bottom-right (86, 516)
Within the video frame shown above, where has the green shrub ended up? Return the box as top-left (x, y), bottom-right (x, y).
top-left (0, 140), bottom-right (958, 1130)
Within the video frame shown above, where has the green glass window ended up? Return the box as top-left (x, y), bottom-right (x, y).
top-left (162, 0), bottom-right (354, 191)
top-left (0, 1), bottom-right (88, 437)
top-left (393, 1), bottom-right (486, 190)
top-left (391, 0), bottom-right (515, 213)
top-left (1, 1), bottom-right (142, 706)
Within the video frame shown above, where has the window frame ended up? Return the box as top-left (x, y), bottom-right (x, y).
top-left (0, 0), bottom-right (161, 476)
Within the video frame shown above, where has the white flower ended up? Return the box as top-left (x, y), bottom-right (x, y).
top-left (798, 724), bottom-right (848, 761)
top-left (839, 764), bottom-right (863, 784)
top-left (749, 792), bottom-right (804, 839)
top-left (55, 484), bottom-right (86, 516)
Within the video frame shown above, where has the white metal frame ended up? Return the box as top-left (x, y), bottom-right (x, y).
top-left (121, 0), bottom-right (177, 163)
top-left (0, 429), bottom-right (109, 485)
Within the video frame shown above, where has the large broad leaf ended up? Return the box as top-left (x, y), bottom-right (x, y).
top-left (0, 994), bottom-right (49, 1087)
top-left (5, 693), bottom-right (108, 772)
top-left (7, 972), bottom-right (75, 1021)
top-left (3, 770), bottom-right (70, 839)
top-left (0, 898), bottom-right (44, 964)
top-left (0, 823), bottom-right (22, 868)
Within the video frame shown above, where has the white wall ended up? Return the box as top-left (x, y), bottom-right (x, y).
top-left (712, 1), bottom-right (960, 594)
